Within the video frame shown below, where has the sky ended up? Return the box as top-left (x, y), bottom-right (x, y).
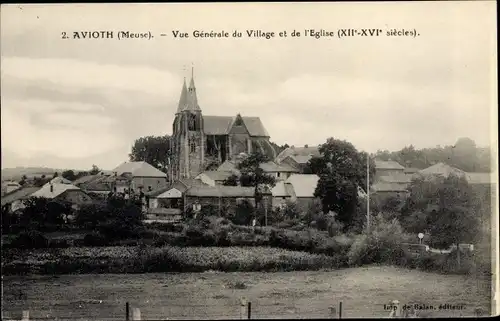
top-left (1, 2), bottom-right (497, 170)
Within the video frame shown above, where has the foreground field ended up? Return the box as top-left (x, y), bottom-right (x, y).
top-left (3, 266), bottom-right (491, 320)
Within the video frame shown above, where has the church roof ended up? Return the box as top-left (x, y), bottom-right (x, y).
top-left (176, 79), bottom-right (188, 113)
top-left (202, 115), bottom-right (270, 137)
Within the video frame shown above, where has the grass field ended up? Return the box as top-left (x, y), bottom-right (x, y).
top-left (2, 266), bottom-right (491, 320)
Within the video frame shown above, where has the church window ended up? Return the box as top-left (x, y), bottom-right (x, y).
top-left (188, 114), bottom-right (197, 131)
top-left (190, 139), bottom-right (197, 153)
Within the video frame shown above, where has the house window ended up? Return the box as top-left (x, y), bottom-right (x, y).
top-left (277, 172), bottom-right (281, 178)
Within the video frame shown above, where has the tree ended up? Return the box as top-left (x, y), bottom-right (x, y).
top-left (61, 170), bottom-right (77, 181)
top-left (89, 165), bottom-right (100, 175)
top-left (129, 135), bottom-right (171, 173)
top-left (312, 138), bottom-right (375, 231)
top-left (222, 174), bottom-right (239, 186)
top-left (53, 172), bottom-right (59, 178)
top-left (237, 151), bottom-right (276, 205)
top-left (401, 174), bottom-right (480, 266)
top-left (20, 197), bottom-right (68, 230)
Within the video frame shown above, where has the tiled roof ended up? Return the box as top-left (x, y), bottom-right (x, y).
top-left (1, 187), bottom-right (41, 206)
top-left (275, 146), bottom-right (321, 164)
top-left (198, 171), bottom-right (234, 181)
top-left (202, 115), bottom-right (270, 137)
top-left (371, 182), bottom-right (408, 193)
top-left (466, 172), bottom-right (492, 185)
top-left (285, 174), bottom-right (319, 198)
top-left (31, 183), bottom-right (80, 199)
top-left (374, 160), bottom-right (405, 170)
top-left (418, 162), bottom-right (467, 178)
top-left (186, 185), bottom-right (255, 198)
top-left (111, 161), bottom-right (167, 178)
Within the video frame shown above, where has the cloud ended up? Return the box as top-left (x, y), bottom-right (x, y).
top-left (1, 56), bottom-right (180, 97)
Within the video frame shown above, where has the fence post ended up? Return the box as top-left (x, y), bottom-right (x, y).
top-left (339, 302), bottom-right (342, 319)
top-left (247, 302), bottom-right (252, 319)
top-left (132, 307), bottom-right (141, 320)
top-left (22, 311), bottom-right (29, 321)
top-left (240, 297), bottom-right (247, 319)
top-left (126, 302), bottom-right (130, 321)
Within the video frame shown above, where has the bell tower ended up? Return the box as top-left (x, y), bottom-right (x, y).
top-left (171, 67), bottom-right (205, 180)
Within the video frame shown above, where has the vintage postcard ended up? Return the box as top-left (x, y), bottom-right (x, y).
top-left (1, 2), bottom-right (498, 320)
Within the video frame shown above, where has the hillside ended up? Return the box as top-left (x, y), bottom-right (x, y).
top-left (1, 167), bottom-right (79, 182)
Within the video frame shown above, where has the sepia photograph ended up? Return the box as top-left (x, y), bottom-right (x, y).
top-left (1, 2), bottom-right (498, 320)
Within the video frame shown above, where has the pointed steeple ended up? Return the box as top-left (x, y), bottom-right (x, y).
top-left (186, 65), bottom-right (200, 111)
top-left (176, 78), bottom-right (188, 113)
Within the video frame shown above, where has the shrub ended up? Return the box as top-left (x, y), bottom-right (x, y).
top-left (83, 232), bottom-right (109, 247)
top-left (10, 231), bottom-right (48, 249)
top-left (230, 200), bottom-right (254, 226)
top-left (347, 215), bottom-right (406, 266)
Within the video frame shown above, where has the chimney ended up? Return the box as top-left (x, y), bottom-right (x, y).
top-left (50, 184), bottom-right (54, 193)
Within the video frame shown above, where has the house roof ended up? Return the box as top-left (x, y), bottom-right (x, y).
top-left (30, 182), bottom-right (81, 199)
top-left (73, 174), bottom-right (99, 185)
top-left (379, 173), bottom-right (413, 184)
top-left (259, 161), bottom-right (299, 173)
top-left (186, 185), bottom-right (255, 198)
top-left (374, 160), bottom-right (405, 170)
top-left (202, 115), bottom-right (270, 137)
top-left (466, 172), bottom-right (492, 185)
top-left (285, 174), bottom-right (319, 198)
top-left (271, 181), bottom-right (294, 197)
top-left (275, 145), bottom-right (321, 164)
top-left (284, 154), bottom-right (314, 165)
top-left (1, 187), bottom-right (42, 206)
top-left (371, 182), bottom-right (409, 193)
top-left (111, 161), bottom-right (167, 178)
top-left (198, 171), bottom-right (234, 181)
top-left (403, 167), bottom-right (420, 174)
top-left (49, 177), bottom-right (72, 184)
top-left (418, 162), bottom-right (467, 178)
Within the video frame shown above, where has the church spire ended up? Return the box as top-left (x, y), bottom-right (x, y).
top-left (186, 64), bottom-right (200, 111)
top-left (176, 77), bottom-right (188, 113)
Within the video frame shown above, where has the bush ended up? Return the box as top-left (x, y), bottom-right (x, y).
top-left (230, 200), bottom-right (254, 226)
top-left (83, 232), bottom-right (109, 247)
top-left (347, 215), bottom-right (407, 266)
top-left (10, 231), bottom-right (49, 249)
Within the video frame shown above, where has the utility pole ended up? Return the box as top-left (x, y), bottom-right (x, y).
top-left (366, 155), bottom-right (370, 233)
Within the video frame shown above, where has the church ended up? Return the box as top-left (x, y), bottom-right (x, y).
top-left (170, 70), bottom-right (276, 180)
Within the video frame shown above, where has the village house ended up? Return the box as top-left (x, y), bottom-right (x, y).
top-left (275, 145), bottom-right (321, 166)
top-left (111, 161), bottom-right (168, 192)
top-left (370, 182), bottom-right (410, 203)
top-left (1, 181), bottom-right (21, 196)
top-left (270, 180), bottom-right (295, 208)
top-left (30, 178), bottom-right (93, 210)
top-left (195, 171), bottom-right (234, 186)
top-left (1, 186), bottom-right (42, 214)
top-left (285, 174), bottom-right (320, 210)
top-left (216, 159), bottom-right (299, 181)
top-left (373, 159), bottom-right (406, 182)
